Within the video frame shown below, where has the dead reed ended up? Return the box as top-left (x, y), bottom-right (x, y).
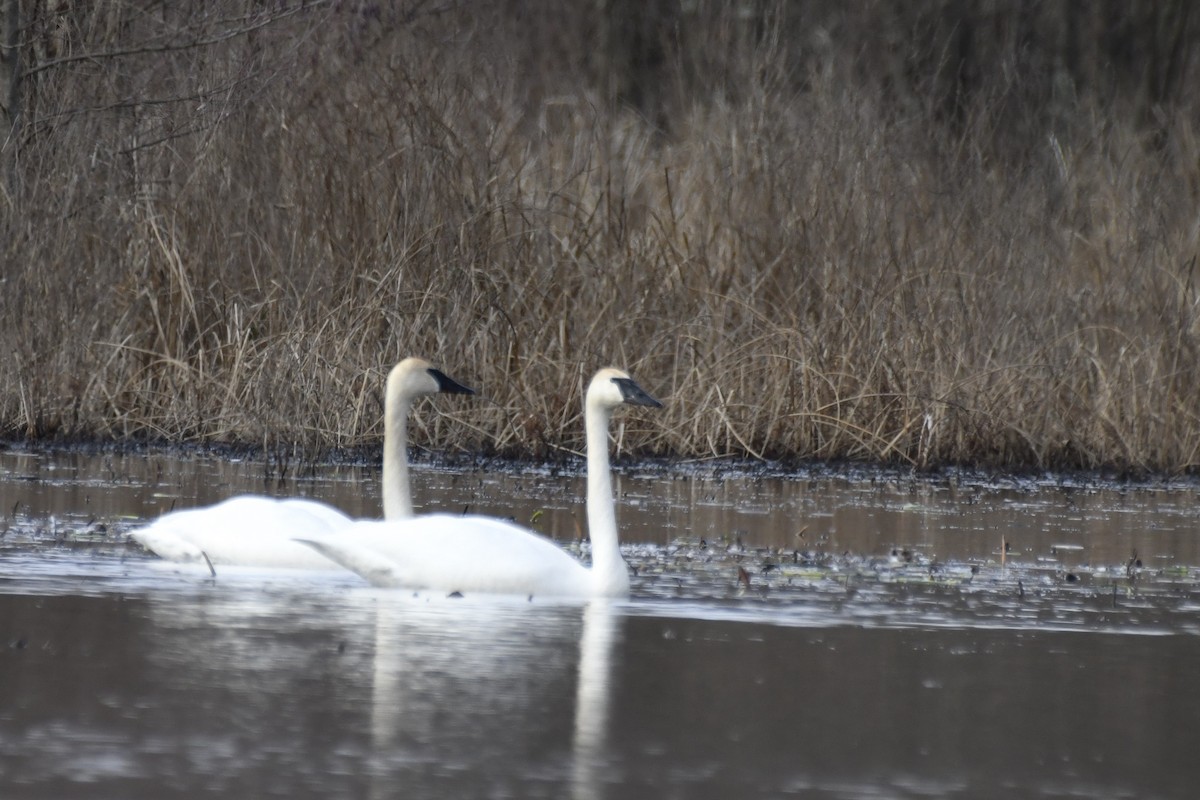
top-left (2, 2), bottom-right (1199, 475)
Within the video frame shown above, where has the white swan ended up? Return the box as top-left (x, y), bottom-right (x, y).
top-left (295, 368), bottom-right (661, 597)
top-left (129, 357), bottom-right (474, 568)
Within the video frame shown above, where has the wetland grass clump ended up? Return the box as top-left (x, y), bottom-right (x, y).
top-left (2, 2), bottom-right (1199, 475)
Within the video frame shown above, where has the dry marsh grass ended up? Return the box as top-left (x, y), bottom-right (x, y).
top-left (2, 2), bottom-right (1200, 474)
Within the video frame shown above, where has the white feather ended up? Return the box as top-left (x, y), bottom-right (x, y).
top-left (297, 368), bottom-right (661, 598)
top-left (128, 357), bottom-right (473, 568)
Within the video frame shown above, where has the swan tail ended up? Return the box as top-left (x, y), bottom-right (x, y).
top-left (293, 537), bottom-right (409, 588)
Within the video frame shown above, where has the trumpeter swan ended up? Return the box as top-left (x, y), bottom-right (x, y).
top-left (129, 357), bottom-right (474, 568)
top-left (295, 367), bottom-right (661, 597)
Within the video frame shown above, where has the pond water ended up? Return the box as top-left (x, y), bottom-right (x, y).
top-left (2, 449), bottom-right (1200, 799)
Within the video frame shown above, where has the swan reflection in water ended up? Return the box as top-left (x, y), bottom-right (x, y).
top-left (570, 600), bottom-right (618, 800)
top-left (142, 581), bottom-right (620, 798)
top-left (366, 594), bottom-right (619, 800)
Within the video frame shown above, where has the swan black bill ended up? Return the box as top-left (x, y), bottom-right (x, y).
top-left (613, 377), bottom-right (662, 408)
top-left (428, 369), bottom-right (475, 395)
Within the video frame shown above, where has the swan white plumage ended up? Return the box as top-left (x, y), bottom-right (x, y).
top-left (295, 367), bottom-right (661, 597)
top-left (128, 357), bottom-right (474, 568)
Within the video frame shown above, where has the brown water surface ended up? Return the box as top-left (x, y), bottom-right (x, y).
top-left (2, 450), bottom-right (1200, 798)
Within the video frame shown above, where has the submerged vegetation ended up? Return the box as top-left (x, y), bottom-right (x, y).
top-left (2, 2), bottom-right (1199, 474)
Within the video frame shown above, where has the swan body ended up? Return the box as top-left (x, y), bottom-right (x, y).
top-left (130, 496), bottom-right (353, 568)
top-left (129, 357), bottom-right (474, 568)
top-left (297, 514), bottom-right (603, 595)
top-left (297, 368), bottom-right (661, 598)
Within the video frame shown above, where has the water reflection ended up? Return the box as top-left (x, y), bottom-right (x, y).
top-left (2, 552), bottom-right (1200, 799)
top-left (571, 600), bottom-right (617, 800)
top-left (0, 560), bottom-right (661, 798)
top-left (363, 594), bottom-right (613, 798)
top-left (128, 570), bottom-right (624, 799)
top-left (5, 450), bottom-right (1200, 798)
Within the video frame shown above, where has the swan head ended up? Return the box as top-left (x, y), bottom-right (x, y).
top-left (587, 368), bottom-right (662, 412)
top-left (387, 357), bottom-right (475, 402)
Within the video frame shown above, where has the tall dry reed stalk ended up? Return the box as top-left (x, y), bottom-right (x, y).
top-left (1, 1), bottom-right (1199, 474)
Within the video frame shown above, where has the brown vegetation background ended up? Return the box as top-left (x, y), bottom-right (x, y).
top-left (1, 1), bottom-right (1199, 473)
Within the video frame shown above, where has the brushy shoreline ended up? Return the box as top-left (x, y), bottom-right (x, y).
top-left (3, 3), bottom-right (1199, 475)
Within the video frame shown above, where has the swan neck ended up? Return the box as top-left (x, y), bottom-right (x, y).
top-left (585, 402), bottom-right (627, 593)
top-left (382, 388), bottom-right (414, 519)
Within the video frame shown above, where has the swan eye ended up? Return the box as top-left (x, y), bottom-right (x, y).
top-left (612, 377), bottom-right (662, 408)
